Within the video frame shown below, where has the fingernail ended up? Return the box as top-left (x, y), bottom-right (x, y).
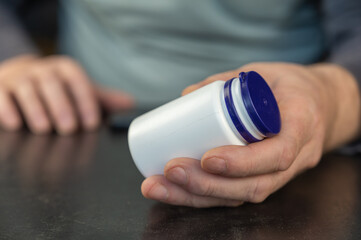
top-left (34, 117), bottom-right (50, 133)
top-left (148, 184), bottom-right (168, 200)
top-left (84, 112), bottom-right (98, 130)
top-left (3, 113), bottom-right (20, 130)
top-left (166, 167), bottom-right (188, 185)
top-left (60, 114), bottom-right (76, 134)
top-left (204, 157), bottom-right (227, 174)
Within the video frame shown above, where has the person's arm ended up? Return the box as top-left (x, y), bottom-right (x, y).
top-left (322, 0), bottom-right (361, 153)
top-left (0, 2), bottom-right (38, 61)
top-left (141, 0), bottom-right (361, 208)
top-left (323, 0), bottom-right (361, 84)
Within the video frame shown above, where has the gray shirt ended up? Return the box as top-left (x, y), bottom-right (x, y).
top-left (0, 0), bottom-right (37, 61)
top-left (59, 0), bottom-right (326, 108)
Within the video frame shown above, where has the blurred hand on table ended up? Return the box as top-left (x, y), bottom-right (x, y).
top-left (0, 55), bottom-right (134, 135)
top-left (142, 62), bottom-right (361, 207)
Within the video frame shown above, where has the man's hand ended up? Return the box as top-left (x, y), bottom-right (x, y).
top-left (0, 55), bottom-right (134, 134)
top-left (141, 62), bottom-right (361, 208)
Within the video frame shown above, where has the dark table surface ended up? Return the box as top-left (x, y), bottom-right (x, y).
top-left (0, 126), bottom-right (360, 240)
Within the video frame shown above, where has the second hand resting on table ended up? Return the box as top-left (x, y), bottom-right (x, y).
top-left (0, 55), bottom-right (134, 135)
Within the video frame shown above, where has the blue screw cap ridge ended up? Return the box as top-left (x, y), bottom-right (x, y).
top-left (224, 78), bottom-right (260, 143)
top-left (239, 71), bottom-right (281, 137)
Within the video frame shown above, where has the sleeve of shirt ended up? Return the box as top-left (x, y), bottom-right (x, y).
top-left (0, 1), bottom-right (38, 62)
top-left (322, 0), bottom-right (361, 83)
top-left (322, 0), bottom-right (361, 152)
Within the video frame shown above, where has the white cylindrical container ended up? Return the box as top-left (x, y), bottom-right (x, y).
top-left (128, 71), bottom-right (281, 177)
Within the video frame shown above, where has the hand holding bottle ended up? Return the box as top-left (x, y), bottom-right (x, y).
top-left (141, 62), bottom-right (361, 207)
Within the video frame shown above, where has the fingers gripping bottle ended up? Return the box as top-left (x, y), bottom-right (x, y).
top-left (128, 71), bottom-right (281, 177)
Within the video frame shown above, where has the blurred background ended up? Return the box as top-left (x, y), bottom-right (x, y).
top-left (1, 0), bottom-right (59, 55)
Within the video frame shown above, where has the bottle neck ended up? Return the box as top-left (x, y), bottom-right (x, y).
top-left (223, 78), bottom-right (264, 143)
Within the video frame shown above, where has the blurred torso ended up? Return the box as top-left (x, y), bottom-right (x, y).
top-left (60, 0), bottom-right (324, 108)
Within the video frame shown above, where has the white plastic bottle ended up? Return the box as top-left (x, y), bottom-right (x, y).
top-left (128, 71), bottom-right (281, 177)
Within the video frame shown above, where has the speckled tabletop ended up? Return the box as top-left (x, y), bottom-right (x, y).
top-left (0, 127), bottom-right (360, 240)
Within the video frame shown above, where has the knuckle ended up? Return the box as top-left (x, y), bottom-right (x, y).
top-left (311, 111), bottom-right (323, 129)
top-left (190, 179), bottom-right (215, 197)
top-left (28, 64), bottom-right (45, 76)
top-left (38, 73), bottom-right (58, 86)
top-left (47, 56), bottom-right (78, 73)
top-left (13, 76), bottom-right (29, 86)
top-left (57, 56), bottom-right (79, 69)
top-left (306, 149), bottom-right (322, 169)
top-left (237, 146), bottom-right (257, 176)
top-left (307, 157), bottom-right (319, 169)
top-left (225, 146), bottom-right (255, 177)
top-left (230, 156), bottom-right (253, 177)
top-left (202, 183), bottom-right (216, 197)
top-left (278, 142), bottom-right (297, 171)
top-left (247, 179), bottom-right (269, 203)
top-left (30, 70), bottom-right (56, 85)
top-left (13, 80), bottom-right (32, 97)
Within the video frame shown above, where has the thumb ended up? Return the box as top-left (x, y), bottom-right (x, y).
top-left (96, 87), bottom-right (135, 112)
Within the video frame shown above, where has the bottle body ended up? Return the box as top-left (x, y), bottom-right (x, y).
top-left (128, 81), bottom-right (245, 177)
top-left (128, 71), bottom-right (281, 178)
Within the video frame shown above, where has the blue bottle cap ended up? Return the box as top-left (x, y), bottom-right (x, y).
top-left (240, 71), bottom-right (281, 137)
top-left (224, 79), bottom-right (260, 143)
